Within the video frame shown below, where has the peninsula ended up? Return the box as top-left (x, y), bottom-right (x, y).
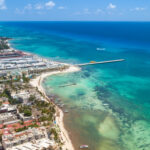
top-left (0, 37), bottom-right (80, 150)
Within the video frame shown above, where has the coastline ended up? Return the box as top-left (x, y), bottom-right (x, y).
top-left (1, 22), bottom-right (150, 150)
top-left (30, 65), bottom-right (81, 150)
top-left (5, 37), bottom-right (81, 150)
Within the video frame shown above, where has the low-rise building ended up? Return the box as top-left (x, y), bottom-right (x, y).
top-left (0, 104), bottom-right (17, 114)
top-left (18, 113), bottom-right (33, 122)
top-left (0, 97), bottom-right (8, 102)
top-left (2, 127), bottom-right (54, 150)
top-left (12, 92), bottom-right (30, 104)
top-left (0, 113), bottom-right (18, 124)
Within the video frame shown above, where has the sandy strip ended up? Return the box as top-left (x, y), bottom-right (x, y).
top-left (30, 65), bottom-right (80, 150)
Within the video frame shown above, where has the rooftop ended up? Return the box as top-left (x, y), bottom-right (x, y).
top-left (7, 138), bottom-right (55, 150)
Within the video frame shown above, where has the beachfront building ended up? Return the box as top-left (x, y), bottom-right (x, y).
top-left (0, 113), bottom-right (18, 124)
top-left (0, 54), bottom-right (66, 73)
top-left (0, 38), bottom-right (69, 80)
top-left (0, 103), bottom-right (17, 114)
top-left (0, 51), bottom-right (24, 59)
top-left (2, 127), bottom-right (55, 150)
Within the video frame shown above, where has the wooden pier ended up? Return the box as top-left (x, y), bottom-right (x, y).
top-left (59, 83), bottom-right (77, 88)
top-left (77, 59), bottom-right (125, 66)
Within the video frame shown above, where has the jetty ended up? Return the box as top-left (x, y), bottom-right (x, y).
top-left (59, 83), bottom-right (76, 88)
top-left (77, 59), bottom-right (125, 66)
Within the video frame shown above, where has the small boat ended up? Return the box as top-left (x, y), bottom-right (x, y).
top-left (90, 61), bottom-right (96, 63)
top-left (64, 110), bottom-right (69, 113)
top-left (103, 103), bottom-right (109, 106)
top-left (96, 48), bottom-right (106, 51)
top-left (60, 104), bottom-right (64, 108)
top-left (80, 145), bottom-right (89, 149)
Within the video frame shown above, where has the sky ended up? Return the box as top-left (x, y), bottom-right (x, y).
top-left (0, 0), bottom-right (150, 21)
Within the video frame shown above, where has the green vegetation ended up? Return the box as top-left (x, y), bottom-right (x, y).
top-left (24, 109), bottom-right (32, 116)
top-left (15, 126), bottom-right (27, 132)
top-left (35, 101), bottom-right (55, 113)
top-left (19, 105), bottom-right (32, 116)
top-left (0, 101), bottom-right (2, 106)
top-left (0, 88), bottom-right (18, 104)
top-left (0, 40), bottom-right (9, 50)
top-left (34, 101), bottom-right (55, 122)
top-left (15, 123), bottom-right (39, 132)
top-left (50, 128), bottom-right (59, 141)
top-left (19, 121), bottom-right (24, 125)
top-left (22, 73), bottom-right (30, 83)
top-left (29, 95), bottom-right (36, 102)
top-left (28, 123), bottom-right (39, 128)
top-left (35, 101), bottom-right (48, 108)
top-left (0, 134), bottom-right (2, 142)
top-left (39, 115), bottom-right (53, 122)
top-left (14, 76), bottom-right (21, 82)
top-left (1, 88), bottom-right (11, 99)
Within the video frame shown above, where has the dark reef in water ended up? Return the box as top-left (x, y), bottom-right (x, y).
top-left (95, 85), bottom-right (111, 99)
top-left (95, 85), bottom-right (134, 123)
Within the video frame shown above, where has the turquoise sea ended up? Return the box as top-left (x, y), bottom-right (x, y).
top-left (0, 22), bottom-right (150, 150)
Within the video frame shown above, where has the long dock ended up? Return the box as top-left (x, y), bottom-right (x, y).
top-left (59, 83), bottom-right (76, 88)
top-left (77, 59), bottom-right (125, 66)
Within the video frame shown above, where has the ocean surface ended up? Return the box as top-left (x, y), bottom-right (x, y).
top-left (0, 21), bottom-right (150, 150)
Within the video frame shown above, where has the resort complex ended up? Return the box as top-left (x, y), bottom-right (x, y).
top-left (0, 37), bottom-right (69, 76)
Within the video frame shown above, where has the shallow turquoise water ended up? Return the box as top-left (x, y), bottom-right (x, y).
top-left (1, 22), bottom-right (150, 150)
top-left (43, 66), bottom-right (150, 150)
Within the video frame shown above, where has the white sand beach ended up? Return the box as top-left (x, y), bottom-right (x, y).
top-left (30, 65), bottom-right (80, 150)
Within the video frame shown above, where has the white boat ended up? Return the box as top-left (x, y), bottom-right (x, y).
top-left (64, 110), bottom-right (69, 113)
top-left (96, 48), bottom-right (106, 51)
top-left (103, 103), bottom-right (109, 106)
top-left (80, 145), bottom-right (89, 149)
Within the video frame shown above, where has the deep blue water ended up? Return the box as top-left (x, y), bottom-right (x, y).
top-left (1, 21), bottom-right (150, 47)
top-left (0, 22), bottom-right (150, 150)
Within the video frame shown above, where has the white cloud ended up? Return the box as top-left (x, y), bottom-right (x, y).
top-left (0, 0), bottom-right (7, 10)
top-left (83, 8), bottom-right (91, 14)
top-left (45, 1), bottom-right (55, 9)
top-left (15, 4), bottom-right (32, 14)
top-left (107, 3), bottom-right (116, 9)
top-left (130, 7), bottom-right (145, 11)
top-left (15, 8), bottom-right (24, 14)
top-left (58, 6), bottom-right (65, 10)
top-left (95, 9), bottom-right (104, 14)
top-left (74, 9), bottom-right (91, 15)
top-left (75, 8), bottom-right (104, 15)
top-left (34, 1), bottom-right (55, 10)
top-left (35, 4), bottom-right (43, 10)
top-left (24, 4), bottom-right (32, 10)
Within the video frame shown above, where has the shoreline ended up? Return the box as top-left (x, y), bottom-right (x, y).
top-left (5, 37), bottom-right (81, 150)
top-left (30, 65), bottom-right (81, 150)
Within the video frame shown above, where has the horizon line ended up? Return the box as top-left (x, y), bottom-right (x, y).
top-left (0, 20), bottom-right (150, 22)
